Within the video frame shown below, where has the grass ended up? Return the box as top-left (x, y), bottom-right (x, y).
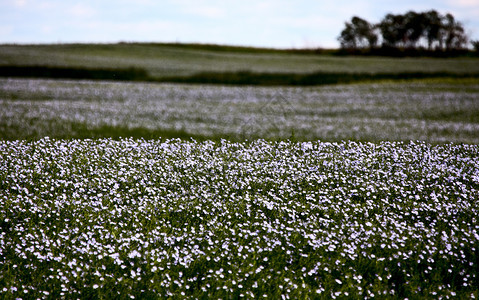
top-left (1, 138), bottom-right (478, 299)
top-left (1, 43), bottom-right (479, 79)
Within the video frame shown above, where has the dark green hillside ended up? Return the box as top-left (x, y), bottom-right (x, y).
top-left (1, 43), bottom-right (479, 82)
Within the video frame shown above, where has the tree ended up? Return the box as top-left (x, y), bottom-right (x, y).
top-left (441, 13), bottom-right (468, 50)
top-left (403, 11), bottom-right (426, 48)
top-left (472, 40), bottom-right (479, 53)
top-left (378, 12), bottom-right (427, 48)
top-left (378, 13), bottom-right (408, 48)
top-left (338, 10), bottom-right (470, 53)
top-left (423, 10), bottom-right (443, 50)
top-left (338, 16), bottom-right (378, 49)
top-left (338, 23), bottom-right (357, 49)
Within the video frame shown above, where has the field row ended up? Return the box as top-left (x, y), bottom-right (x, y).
top-left (3, 66), bottom-right (478, 86)
top-left (1, 138), bottom-right (478, 298)
top-left (1, 78), bottom-right (479, 143)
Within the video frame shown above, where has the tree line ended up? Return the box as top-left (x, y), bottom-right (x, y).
top-left (338, 10), bottom-right (475, 55)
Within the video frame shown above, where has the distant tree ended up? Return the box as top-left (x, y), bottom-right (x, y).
top-left (441, 13), bottom-right (468, 50)
top-left (338, 16), bottom-right (378, 49)
top-left (378, 13), bottom-right (408, 48)
top-left (403, 11), bottom-right (427, 48)
top-left (339, 10), bottom-right (469, 53)
top-left (423, 10), bottom-right (443, 50)
top-left (472, 40), bottom-right (479, 53)
top-left (338, 22), bottom-right (357, 49)
top-left (379, 12), bottom-right (427, 48)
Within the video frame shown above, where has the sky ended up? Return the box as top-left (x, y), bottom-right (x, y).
top-left (1, 0), bottom-right (479, 49)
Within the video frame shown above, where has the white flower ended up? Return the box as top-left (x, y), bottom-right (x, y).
top-left (128, 250), bottom-right (141, 259)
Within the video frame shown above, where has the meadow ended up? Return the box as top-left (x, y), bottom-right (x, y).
top-left (1, 77), bottom-right (479, 143)
top-left (1, 43), bottom-right (479, 299)
top-left (1, 138), bottom-right (478, 299)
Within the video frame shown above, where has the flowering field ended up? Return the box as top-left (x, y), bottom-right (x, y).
top-left (1, 138), bottom-right (478, 298)
top-left (1, 78), bottom-right (479, 143)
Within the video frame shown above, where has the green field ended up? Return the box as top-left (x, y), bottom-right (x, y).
top-left (1, 43), bottom-right (478, 299)
top-left (1, 43), bottom-right (479, 79)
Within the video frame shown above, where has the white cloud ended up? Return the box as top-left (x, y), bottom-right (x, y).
top-left (68, 3), bottom-right (96, 18)
top-left (13, 0), bottom-right (27, 7)
top-left (444, 0), bottom-right (479, 33)
top-left (74, 19), bottom-right (191, 42)
top-left (172, 0), bottom-right (225, 17)
top-left (185, 6), bottom-right (225, 18)
top-left (450, 0), bottom-right (479, 7)
top-left (41, 25), bottom-right (53, 34)
top-left (37, 1), bottom-right (57, 10)
top-left (0, 25), bottom-right (14, 35)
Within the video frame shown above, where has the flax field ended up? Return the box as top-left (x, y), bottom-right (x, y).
top-left (1, 45), bottom-right (479, 299)
top-left (1, 138), bottom-right (478, 298)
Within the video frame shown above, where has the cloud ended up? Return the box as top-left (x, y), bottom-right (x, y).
top-left (450, 0), bottom-right (479, 7)
top-left (0, 25), bottom-right (14, 35)
top-left (444, 0), bottom-right (479, 32)
top-left (13, 0), bottom-right (27, 7)
top-left (68, 3), bottom-right (96, 18)
top-left (40, 25), bottom-right (53, 34)
top-left (171, 0), bottom-right (227, 19)
top-left (70, 19), bottom-right (191, 42)
top-left (184, 6), bottom-right (225, 18)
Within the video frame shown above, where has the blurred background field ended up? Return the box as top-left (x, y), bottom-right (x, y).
top-left (1, 43), bottom-right (479, 79)
top-left (1, 43), bottom-right (478, 143)
top-left (1, 77), bottom-right (478, 143)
